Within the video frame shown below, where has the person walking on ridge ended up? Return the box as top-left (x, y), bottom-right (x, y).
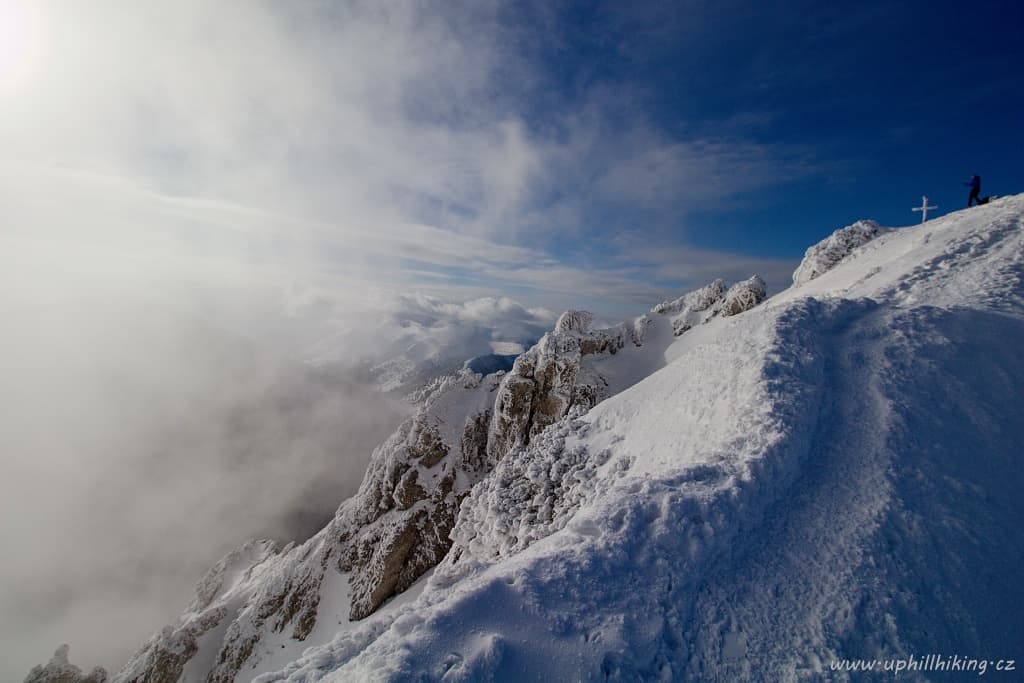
top-left (965, 174), bottom-right (982, 207)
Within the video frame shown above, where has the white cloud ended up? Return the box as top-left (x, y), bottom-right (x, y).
top-left (605, 231), bottom-right (801, 297)
top-left (597, 138), bottom-right (810, 207)
top-left (300, 290), bottom-right (556, 372)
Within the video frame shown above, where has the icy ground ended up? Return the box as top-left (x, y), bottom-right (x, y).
top-left (253, 196), bottom-right (1024, 681)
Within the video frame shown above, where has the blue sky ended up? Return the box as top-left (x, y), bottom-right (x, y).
top-left (400, 0), bottom-right (1024, 308)
top-left (499, 0), bottom-right (1024, 264)
top-left (2, 0), bottom-right (1022, 319)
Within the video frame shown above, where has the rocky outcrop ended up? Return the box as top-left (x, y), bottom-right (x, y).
top-left (338, 370), bottom-right (501, 619)
top-left (24, 646), bottom-right (107, 683)
top-left (792, 219), bottom-right (881, 286)
top-left (120, 613), bottom-right (225, 683)
top-left (342, 471), bottom-right (460, 620)
top-left (461, 408), bottom-right (492, 474)
top-left (112, 541), bottom-right (285, 683)
top-left (720, 275), bottom-right (767, 317)
top-left (652, 275), bottom-right (766, 333)
top-left (654, 279), bottom-right (729, 335)
top-left (487, 310), bottom-right (630, 462)
top-left (554, 310), bottom-right (593, 334)
top-left (451, 407), bottom-right (630, 563)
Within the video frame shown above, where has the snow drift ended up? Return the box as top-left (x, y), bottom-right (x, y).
top-left (33, 196), bottom-right (1024, 682)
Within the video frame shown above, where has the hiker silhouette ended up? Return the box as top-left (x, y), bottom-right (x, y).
top-left (965, 174), bottom-right (983, 207)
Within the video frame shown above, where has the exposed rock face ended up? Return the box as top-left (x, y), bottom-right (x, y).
top-left (23, 646), bottom-right (107, 683)
top-left (792, 219), bottom-right (881, 286)
top-left (113, 541), bottom-right (284, 683)
top-left (119, 615), bottom-right (223, 683)
top-left (487, 310), bottom-right (631, 462)
top-left (49, 277), bottom-right (771, 683)
top-left (338, 370), bottom-right (501, 619)
top-left (460, 409), bottom-right (492, 473)
top-left (340, 461), bottom-right (462, 622)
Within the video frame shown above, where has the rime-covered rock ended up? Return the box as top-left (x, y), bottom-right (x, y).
top-left (114, 541), bottom-right (283, 683)
top-left (121, 615), bottom-right (226, 683)
top-left (486, 314), bottom-right (633, 462)
top-left (720, 275), bottom-right (767, 317)
top-left (450, 407), bottom-right (634, 563)
top-left (653, 279), bottom-right (727, 316)
top-left (651, 275), bottom-right (766, 332)
top-left (554, 309), bottom-right (594, 334)
top-left (23, 646), bottom-right (107, 683)
top-left (653, 279), bottom-right (729, 335)
top-left (792, 219), bottom-right (881, 286)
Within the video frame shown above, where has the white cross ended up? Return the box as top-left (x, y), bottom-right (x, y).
top-left (912, 195), bottom-right (937, 223)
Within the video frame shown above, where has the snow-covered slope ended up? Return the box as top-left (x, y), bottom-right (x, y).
top-left (69, 270), bottom-right (764, 683)
top-left (34, 196), bottom-right (1024, 682)
top-left (251, 197), bottom-right (1024, 681)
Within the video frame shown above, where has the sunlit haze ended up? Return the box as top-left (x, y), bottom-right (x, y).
top-left (0, 0), bottom-right (36, 85)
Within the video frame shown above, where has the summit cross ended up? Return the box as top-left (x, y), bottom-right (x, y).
top-left (912, 195), bottom-right (937, 223)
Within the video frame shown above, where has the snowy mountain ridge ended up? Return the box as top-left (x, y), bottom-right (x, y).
top-left (28, 195), bottom-right (1024, 682)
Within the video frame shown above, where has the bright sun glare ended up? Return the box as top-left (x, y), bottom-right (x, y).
top-left (0, 0), bottom-right (35, 84)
